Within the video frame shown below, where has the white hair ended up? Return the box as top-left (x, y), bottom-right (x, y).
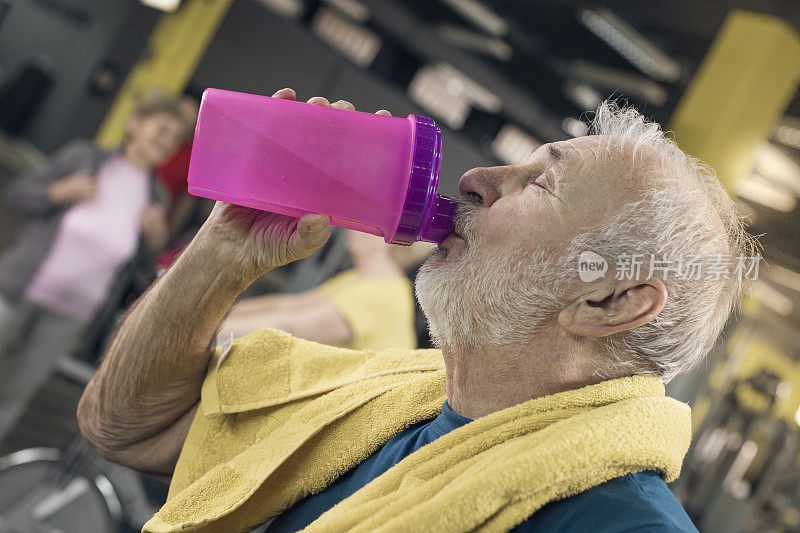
top-left (572, 100), bottom-right (758, 381)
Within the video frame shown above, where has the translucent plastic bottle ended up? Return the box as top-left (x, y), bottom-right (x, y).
top-left (187, 88), bottom-right (456, 245)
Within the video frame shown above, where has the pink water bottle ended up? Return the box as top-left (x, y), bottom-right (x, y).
top-left (187, 88), bottom-right (456, 245)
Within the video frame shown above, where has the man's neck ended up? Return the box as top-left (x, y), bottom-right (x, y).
top-left (442, 329), bottom-right (603, 419)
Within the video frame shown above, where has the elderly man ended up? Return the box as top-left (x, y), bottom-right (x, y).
top-left (78, 88), bottom-right (754, 532)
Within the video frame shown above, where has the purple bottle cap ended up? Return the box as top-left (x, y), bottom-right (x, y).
top-left (389, 115), bottom-right (456, 245)
top-left (418, 193), bottom-right (458, 243)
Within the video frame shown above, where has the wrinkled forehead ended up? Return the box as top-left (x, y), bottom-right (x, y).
top-left (544, 135), bottom-right (671, 190)
top-left (548, 135), bottom-right (648, 166)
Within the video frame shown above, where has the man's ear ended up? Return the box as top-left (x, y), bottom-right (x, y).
top-left (558, 277), bottom-right (667, 338)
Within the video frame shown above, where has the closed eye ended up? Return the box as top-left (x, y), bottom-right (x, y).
top-left (528, 180), bottom-right (546, 193)
top-left (532, 172), bottom-right (550, 190)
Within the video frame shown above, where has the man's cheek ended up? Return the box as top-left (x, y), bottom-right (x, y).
top-left (481, 214), bottom-right (529, 244)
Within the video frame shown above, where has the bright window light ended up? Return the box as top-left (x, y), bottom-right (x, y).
top-left (311, 7), bottom-right (381, 68)
top-left (491, 124), bottom-right (540, 165)
top-left (141, 0), bottom-right (180, 12)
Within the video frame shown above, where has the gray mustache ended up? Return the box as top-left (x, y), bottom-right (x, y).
top-left (454, 198), bottom-right (478, 246)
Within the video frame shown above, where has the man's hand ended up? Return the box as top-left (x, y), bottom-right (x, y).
top-left (47, 171), bottom-right (97, 206)
top-left (194, 88), bottom-right (383, 280)
top-left (200, 202), bottom-right (331, 282)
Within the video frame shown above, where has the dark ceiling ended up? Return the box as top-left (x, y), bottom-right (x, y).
top-left (367, 0), bottom-right (800, 270)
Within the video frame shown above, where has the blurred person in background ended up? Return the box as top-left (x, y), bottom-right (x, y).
top-left (221, 230), bottom-right (434, 350)
top-left (156, 95), bottom-right (200, 239)
top-left (0, 92), bottom-right (184, 441)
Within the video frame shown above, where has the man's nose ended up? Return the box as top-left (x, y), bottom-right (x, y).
top-left (458, 166), bottom-right (507, 207)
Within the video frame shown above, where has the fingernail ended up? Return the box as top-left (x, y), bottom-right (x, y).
top-left (308, 216), bottom-right (328, 231)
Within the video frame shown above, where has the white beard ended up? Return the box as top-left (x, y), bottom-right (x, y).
top-left (414, 206), bottom-right (573, 352)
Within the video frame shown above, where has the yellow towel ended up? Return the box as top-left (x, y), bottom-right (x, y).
top-left (143, 329), bottom-right (691, 533)
top-left (320, 269), bottom-right (417, 351)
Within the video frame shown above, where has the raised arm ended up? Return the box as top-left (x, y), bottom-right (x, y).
top-left (5, 140), bottom-right (97, 215)
top-left (77, 88), bottom-right (334, 477)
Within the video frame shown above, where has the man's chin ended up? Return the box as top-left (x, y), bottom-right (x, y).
top-left (424, 245), bottom-right (450, 264)
top-left (443, 232), bottom-right (466, 246)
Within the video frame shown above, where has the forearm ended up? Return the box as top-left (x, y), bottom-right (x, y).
top-left (221, 295), bottom-right (351, 345)
top-left (279, 301), bottom-right (352, 344)
top-left (230, 292), bottom-right (291, 316)
top-left (6, 140), bottom-right (93, 214)
top-left (5, 173), bottom-right (55, 215)
top-left (79, 226), bottom-right (256, 454)
top-left (219, 311), bottom-right (282, 340)
top-left (232, 287), bottom-right (323, 316)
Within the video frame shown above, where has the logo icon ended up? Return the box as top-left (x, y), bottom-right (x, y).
top-left (578, 251), bottom-right (607, 282)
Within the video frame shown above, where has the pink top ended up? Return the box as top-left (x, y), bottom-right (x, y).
top-left (25, 156), bottom-right (151, 321)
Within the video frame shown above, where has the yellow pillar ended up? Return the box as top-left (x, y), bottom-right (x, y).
top-left (95, 0), bottom-right (233, 148)
top-left (669, 10), bottom-right (800, 193)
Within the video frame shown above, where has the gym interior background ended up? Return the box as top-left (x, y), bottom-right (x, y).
top-left (0, 0), bottom-right (799, 531)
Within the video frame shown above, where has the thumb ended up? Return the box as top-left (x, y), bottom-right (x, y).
top-left (291, 214), bottom-right (331, 256)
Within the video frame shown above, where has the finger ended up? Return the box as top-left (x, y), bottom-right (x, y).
top-left (375, 109), bottom-right (392, 117)
top-left (271, 88), bottom-right (296, 100)
top-left (293, 213), bottom-right (331, 253)
top-left (331, 100), bottom-right (355, 111)
top-left (307, 96), bottom-right (330, 106)
top-left (297, 214), bottom-right (330, 241)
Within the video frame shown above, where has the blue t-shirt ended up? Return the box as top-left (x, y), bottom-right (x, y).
top-left (264, 402), bottom-right (698, 532)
